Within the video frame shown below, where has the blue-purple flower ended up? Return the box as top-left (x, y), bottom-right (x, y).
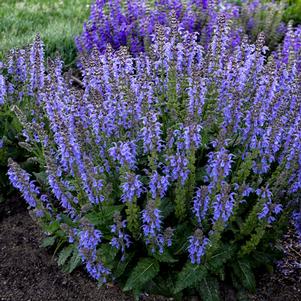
top-left (188, 229), bottom-right (210, 265)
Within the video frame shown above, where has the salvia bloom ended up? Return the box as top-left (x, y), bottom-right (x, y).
top-left (110, 212), bottom-right (131, 259)
top-left (76, 222), bottom-right (111, 282)
top-left (141, 200), bottom-right (166, 253)
top-left (193, 186), bottom-right (210, 224)
top-left (0, 74), bottom-right (6, 105)
top-left (7, 159), bottom-right (39, 208)
top-left (188, 229), bottom-right (210, 264)
top-left (121, 173), bottom-right (144, 203)
top-left (149, 171), bottom-right (169, 199)
top-left (109, 141), bottom-right (137, 169)
top-left (140, 112), bottom-right (164, 153)
top-left (258, 201), bottom-right (283, 224)
top-left (86, 261), bottom-right (111, 283)
top-left (212, 182), bottom-right (236, 223)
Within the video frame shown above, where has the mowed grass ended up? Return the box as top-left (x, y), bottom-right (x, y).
top-left (0, 0), bottom-right (91, 66)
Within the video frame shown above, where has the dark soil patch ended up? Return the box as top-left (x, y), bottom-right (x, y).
top-left (0, 208), bottom-right (130, 301)
top-left (0, 198), bottom-right (168, 301)
top-left (250, 229), bottom-right (301, 301)
top-left (0, 197), bottom-right (300, 301)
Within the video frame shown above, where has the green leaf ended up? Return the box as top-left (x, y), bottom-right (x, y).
top-left (159, 198), bottom-right (174, 219)
top-left (58, 245), bottom-right (74, 266)
top-left (64, 249), bottom-right (81, 273)
top-left (99, 243), bottom-right (118, 267)
top-left (207, 244), bottom-right (236, 273)
top-left (85, 205), bottom-right (124, 226)
top-left (174, 262), bottom-right (207, 294)
top-left (33, 171), bottom-right (48, 186)
top-left (152, 250), bottom-right (178, 263)
top-left (173, 222), bottom-right (193, 255)
top-left (123, 258), bottom-right (160, 292)
top-left (41, 236), bottom-right (56, 248)
top-left (198, 276), bottom-right (220, 301)
top-left (146, 275), bottom-right (176, 297)
top-left (43, 220), bottom-right (60, 234)
top-left (233, 259), bottom-right (256, 292)
top-left (114, 252), bottom-right (135, 279)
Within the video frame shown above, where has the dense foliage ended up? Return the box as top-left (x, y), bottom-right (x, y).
top-left (1, 0), bottom-right (301, 300)
top-left (284, 0), bottom-right (301, 25)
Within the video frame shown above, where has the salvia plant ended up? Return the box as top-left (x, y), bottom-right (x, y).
top-left (0, 36), bottom-right (47, 199)
top-left (76, 0), bottom-right (287, 56)
top-left (3, 9), bottom-right (301, 298)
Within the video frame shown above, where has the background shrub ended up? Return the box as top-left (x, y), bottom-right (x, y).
top-left (76, 0), bottom-right (287, 56)
top-left (284, 0), bottom-right (301, 25)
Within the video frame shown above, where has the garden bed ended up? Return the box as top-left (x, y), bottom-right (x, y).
top-left (0, 198), bottom-right (300, 301)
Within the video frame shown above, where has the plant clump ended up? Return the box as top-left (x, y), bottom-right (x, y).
top-left (0, 1), bottom-right (301, 300)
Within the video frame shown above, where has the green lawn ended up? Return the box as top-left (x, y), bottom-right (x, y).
top-left (0, 0), bottom-right (91, 66)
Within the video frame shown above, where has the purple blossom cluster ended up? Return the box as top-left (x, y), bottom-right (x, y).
top-left (0, 35), bottom-right (45, 105)
top-left (188, 229), bottom-right (210, 264)
top-left (7, 158), bottom-right (52, 218)
top-left (193, 186), bottom-right (210, 224)
top-left (141, 200), bottom-right (172, 254)
top-left (8, 159), bottom-right (40, 208)
top-left (110, 212), bottom-right (131, 259)
top-left (256, 186), bottom-right (283, 224)
top-left (76, 0), bottom-right (286, 57)
top-left (77, 223), bottom-right (111, 282)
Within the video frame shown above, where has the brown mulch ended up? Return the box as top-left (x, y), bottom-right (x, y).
top-left (0, 197), bottom-right (300, 301)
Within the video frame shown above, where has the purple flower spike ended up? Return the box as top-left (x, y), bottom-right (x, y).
top-left (188, 229), bottom-right (210, 265)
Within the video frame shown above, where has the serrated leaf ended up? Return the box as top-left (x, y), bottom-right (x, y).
top-left (152, 250), bottom-right (178, 263)
top-left (146, 275), bottom-right (176, 297)
top-left (65, 249), bottom-right (81, 273)
top-left (174, 262), bottom-right (207, 294)
top-left (33, 171), bottom-right (48, 186)
top-left (173, 222), bottom-right (193, 255)
top-left (43, 220), bottom-right (60, 234)
top-left (159, 198), bottom-right (174, 219)
top-left (58, 245), bottom-right (74, 266)
top-left (114, 252), bottom-right (135, 278)
top-left (41, 236), bottom-right (56, 248)
top-left (198, 276), bottom-right (220, 301)
top-left (233, 259), bottom-right (256, 292)
top-left (85, 205), bottom-right (124, 226)
top-left (99, 243), bottom-right (118, 266)
top-left (123, 258), bottom-right (160, 292)
top-left (207, 244), bottom-right (236, 273)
